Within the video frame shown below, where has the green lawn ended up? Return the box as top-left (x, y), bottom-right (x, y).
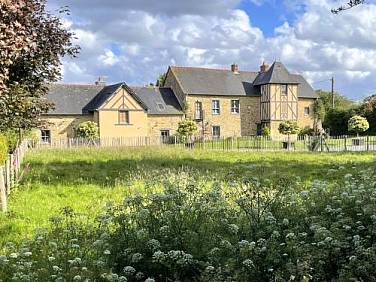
top-left (0, 147), bottom-right (374, 246)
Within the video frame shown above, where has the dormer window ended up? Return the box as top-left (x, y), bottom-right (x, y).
top-left (281, 84), bottom-right (288, 96)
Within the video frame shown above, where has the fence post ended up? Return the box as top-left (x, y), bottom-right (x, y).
top-left (0, 166), bottom-right (7, 213)
top-left (367, 135), bottom-right (369, 151)
top-left (5, 159), bottom-right (10, 195)
top-left (344, 136), bottom-right (347, 152)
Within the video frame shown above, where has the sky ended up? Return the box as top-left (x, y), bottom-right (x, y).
top-left (47, 0), bottom-right (376, 101)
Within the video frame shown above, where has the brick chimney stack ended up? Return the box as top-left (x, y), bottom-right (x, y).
top-left (260, 61), bottom-right (269, 73)
top-left (231, 63), bottom-right (239, 74)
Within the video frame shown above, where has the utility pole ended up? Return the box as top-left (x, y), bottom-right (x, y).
top-left (331, 76), bottom-right (335, 109)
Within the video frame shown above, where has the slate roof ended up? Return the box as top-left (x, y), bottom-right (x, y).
top-left (170, 62), bottom-right (317, 99)
top-left (170, 66), bottom-right (260, 96)
top-left (131, 87), bottom-right (183, 115)
top-left (46, 83), bottom-right (182, 115)
top-left (46, 84), bottom-right (105, 115)
top-left (82, 83), bottom-right (148, 113)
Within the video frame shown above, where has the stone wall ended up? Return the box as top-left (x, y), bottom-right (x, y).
top-left (164, 68), bottom-right (186, 109)
top-left (186, 95), bottom-right (243, 138)
top-left (240, 96), bottom-right (261, 136)
top-left (40, 115), bottom-right (94, 140)
top-left (297, 98), bottom-right (315, 130)
top-left (148, 115), bottom-right (184, 137)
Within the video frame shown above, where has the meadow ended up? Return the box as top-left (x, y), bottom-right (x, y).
top-left (0, 147), bottom-right (375, 281)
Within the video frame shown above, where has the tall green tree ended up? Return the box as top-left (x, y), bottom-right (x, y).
top-left (0, 0), bottom-right (79, 131)
top-left (359, 94), bottom-right (376, 134)
top-left (316, 90), bottom-right (356, 113)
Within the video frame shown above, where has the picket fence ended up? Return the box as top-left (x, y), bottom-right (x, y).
top-left (30, 135), bottom-right (376, 152)
top-left (0, 140), bottom-right (29, 212)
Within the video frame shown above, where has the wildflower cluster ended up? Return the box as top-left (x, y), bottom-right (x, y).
top-left (1, 166), bottom-right (376, 281)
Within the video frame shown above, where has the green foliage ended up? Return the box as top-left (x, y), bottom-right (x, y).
top-left (156, 73), bottom-right (167, 87)
top-left (176, 119), bottom-right (198, 138)
top-left (0, 135), bottom-right (8, 165)
top-left (0, 1), bottom-right (78, 131)
top-left (261, 126), bottom-right (270, 137)
top-left (2, 164), bottom-right (376, 281)
top-left (359, 95), bottom-right (376, 134)
top-left (348, 115), bottom-right (369, 135)
top-left (316, 90), bottom-right (356, 112)
top-left (278, 121), bottom-right (300, 135)
top-left (313, 98), bottom-right (326, 122)
top-left (323, 109), bottom-right (355, 135)
top-left (75, 121), bottom-right (99, 139)
top-left (299, 126), bottom-right (314, 136)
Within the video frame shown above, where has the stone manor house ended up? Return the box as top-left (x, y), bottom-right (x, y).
top-left (40, 61), bottom-right (318, 143)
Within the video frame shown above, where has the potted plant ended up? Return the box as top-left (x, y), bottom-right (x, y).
top-left (348, 115), bottom-right (369, 146)
top-left (176, 119), bottom-right (198, 149)
top-left (278, 121), bottom-right (300, 150)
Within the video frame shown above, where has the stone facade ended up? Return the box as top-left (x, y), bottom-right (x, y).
top-left (41, 115), bottom-right (93, 141)
top-left (148, 115), bottom-right (183, 136)
top-left (297, 98), bottom-right (315, 130)
top-left (240, 96), bottom-right (261, 136)
top-left (186, 95), bottom-right (242, 138)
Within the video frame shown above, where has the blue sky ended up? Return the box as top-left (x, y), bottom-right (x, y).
top-left (49, 0), bottom-right (376, 100)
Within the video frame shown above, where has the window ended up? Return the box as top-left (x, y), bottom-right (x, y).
top-left (281, 84), bottom-right (288, 96)
top-left (157, 103), bottom-right (165, 111)
top-left (41, 129), bottom-right (51, 143)
top-left (160, 130), bottom-right (170, 143)
top-left (194, 101), bottom-right (203, 120)
top-left (212, 126), bottom-right (221, 138)
top-left (304, 106), bottom-right (310, 116)
top-left (119, 110), bottom-right (130, 124)
top-left (212, 100), bottom-right (220, 115)
top-left (231, 100), bottom-right (240, 114)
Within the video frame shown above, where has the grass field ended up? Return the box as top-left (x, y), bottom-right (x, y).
top-left (0, 147), bottom-right (374, 246)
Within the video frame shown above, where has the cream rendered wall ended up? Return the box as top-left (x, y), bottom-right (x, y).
top-left (97, 87), bottom-right (148, 138)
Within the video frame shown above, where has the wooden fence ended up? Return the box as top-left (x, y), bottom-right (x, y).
top-left (30, 135), bottom-right (376, 152)
top-left (0, 140), bottom-right (28, 212)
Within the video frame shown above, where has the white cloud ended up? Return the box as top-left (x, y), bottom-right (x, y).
top-left (49, 0), bottom-right (376, 99)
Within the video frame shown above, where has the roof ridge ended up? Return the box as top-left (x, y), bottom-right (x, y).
top-left (170, 65), bottom-right (259, 74)
top-left (49, 83), bottom-right (104, 87)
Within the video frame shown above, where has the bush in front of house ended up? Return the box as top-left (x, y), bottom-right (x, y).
top-left (75, 121), bottom-right (99, 139)
top-left (2, 168), bottom-right (376, 281)
top-left (261, 126), bottom-right (271, 137)
top-left (278, 121), bottom-right (300, 136)
top-left (348, 115), bottom-right (369, 137)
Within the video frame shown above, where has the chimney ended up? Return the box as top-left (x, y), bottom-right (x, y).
top-left (260, 61), bottom-right (269, 73)
top-left (95, 76), bottom-right (106, 86)
top-left (231, 63), bottom-right (239, 74)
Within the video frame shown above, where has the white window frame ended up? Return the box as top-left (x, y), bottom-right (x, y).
top-left (41, 129), bottom-right (51, 144)
top-left (212, 126), bottom-right (221, 138)
top-left (212, 100), bottom-right (220, 115)
top-left (231, 99), bottom-right (240, 114)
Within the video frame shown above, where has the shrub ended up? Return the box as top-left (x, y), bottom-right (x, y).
top-left (261, 126), bottom-right (270, 137)
top-left (0, 135), bottom-right (8, 165)
top-left (75, 121), bottom-right (99, 139)
top-left (299, 126), bottom-right (314, 136)
top-left (278, 121), bottom-right (300, 135)
top-left (348, 115), bottom-right (369, 136)
top-left (176, 119), bottom-right (198, 139)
